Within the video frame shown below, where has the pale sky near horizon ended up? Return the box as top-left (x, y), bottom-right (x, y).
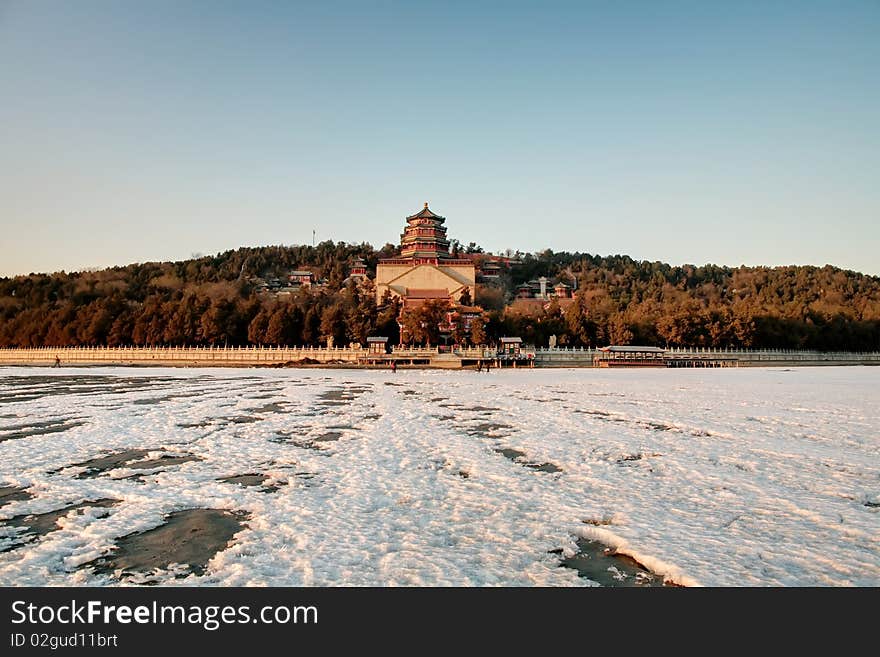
top-left (1, 1), bottom-right (878, 277)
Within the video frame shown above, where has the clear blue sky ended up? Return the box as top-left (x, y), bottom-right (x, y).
top-left (1, 1), bottom-right (878, 276)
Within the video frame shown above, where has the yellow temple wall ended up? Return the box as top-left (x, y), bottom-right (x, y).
top-left (375, 263), bottom-right (476, 303)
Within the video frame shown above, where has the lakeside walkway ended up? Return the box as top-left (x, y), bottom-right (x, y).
top-left (1, 345), bottom-right (879, 368)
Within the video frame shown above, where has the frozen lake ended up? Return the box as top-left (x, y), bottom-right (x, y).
top-left (0, 366), bottom-right (877, 586)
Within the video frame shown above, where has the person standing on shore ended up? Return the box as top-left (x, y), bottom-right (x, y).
top-left (391, 360), bottom-right (397, 373)
top-left (54, 356), bottom-right (60, 368)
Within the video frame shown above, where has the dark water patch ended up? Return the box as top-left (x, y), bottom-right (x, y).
top-left (178, 420), bottom-right (213, 428)
top-left (524, 462), bottom-right (563, 473)
top-left (458, 470), bottom-right (470, 479)
top-left (496, 447), bottom-right (526, 461)
top-left (218, 473), bottom-right (268, 487)
top-left (289, 439), bottom-right (334, 453)
top-left (223, 415), bottom-right (261, 424)
top-left (1, 499), bottom-right (118, 552)
top-left (132, 391), bottom-right (204, 406)
top-left (314, 431), bottom-right (343, 442)
top-left (117, 473), bottom-right (150, 483)
top-left (217, 472), bottom-right (285, 493)
top-left (465, 422), bottom-right (512, 438)
top-left (0, 485), bottom-right (34, 507)
top-left (268, 431), bottom-right (297, 444)
top-left (0, 417), bottom-right (87, 442)
top-left (327, 424), bottom-right (354, 430)
top-left (245, 392), bottom-right (289, 400)
top-left (0, 393), bottom-right (44, 404)
top-left (642, 421), bottom-right (674, 432)
top-left (429, 397), bottom-right (447, 402)
top-left (245, 401), bottom-right (292, 414)
top-left (559, 538), bottom-right (669, 587)
top-left (267, 427), bottom-right (314, 444)
top-left (69, 449), bottom-right (152, 478)
top-left (865, 501), bottom-right (880, 508)
top-left (217, 474), bottom-right (282, 492)
top-left (431, 414), bottom-right (456, 421)
top-left (493, 447), bottom-right (562, 473)
top-left (574, 409), bottom-right (623, 422)
top-left (438, 403), bottom-right (464, 408)
top-left (383, 382), bottom-right (404, 387)
top-left (211, 376), bottom-right (264, 382)
top-left (362, 414), bottom-right (382, 420)
top-left (85, 509), bottom-right (249, 581)
top-left (614, 452), bottom-right (660, 467)
top-left (126, 453), bottom-right (202, 470)
top-left (462, 406), bottom-right (501, 412)
top-left (318, 387), bottom-right (369, 403)
top-left (401, 389), bottom-right (417, 396)
top-left (0, 376), bottom-right (183, 402)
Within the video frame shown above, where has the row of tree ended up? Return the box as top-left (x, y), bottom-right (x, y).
top-left (1, 243), bottom-right (879, 350)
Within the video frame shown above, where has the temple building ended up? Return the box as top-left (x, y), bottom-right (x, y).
top-left (349, 257), bottom-right (367, 278)
top-left (375, 203), bottom-right (476, 306)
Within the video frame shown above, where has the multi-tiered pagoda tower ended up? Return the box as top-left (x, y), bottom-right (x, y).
top-left (375, 203), bottom-right (476, 307)
top-left (399, 203), bottom-right (451, 261)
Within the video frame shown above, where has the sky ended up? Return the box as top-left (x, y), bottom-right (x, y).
top-left (1, 0), bottom-right (878, 277)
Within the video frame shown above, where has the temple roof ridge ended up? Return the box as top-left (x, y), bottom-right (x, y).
top-left (406, 202), bottom-right (445, 221)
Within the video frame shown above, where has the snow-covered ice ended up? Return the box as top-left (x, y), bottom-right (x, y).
top-left (0, 366), bottom-right (877, 586)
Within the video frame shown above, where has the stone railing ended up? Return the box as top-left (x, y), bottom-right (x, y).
top-left (2, 345), bottom-right (877, 368)
top-left (532, 346), bottom-right (880, 367)
top-left (0, 345), bottom-right (367, 366)
top-left (0, 344), bottom-right (496, 367)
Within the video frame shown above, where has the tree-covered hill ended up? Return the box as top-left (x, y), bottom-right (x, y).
top-left (1, 243), bottom-right (878, 350)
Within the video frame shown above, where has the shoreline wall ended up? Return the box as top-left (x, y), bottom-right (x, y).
top-left (0, 346), bottom-right (489, 368)
top-left (1, 346), bottom-right (879, 368)
top-left (532, 346), bottom-right (880, 367)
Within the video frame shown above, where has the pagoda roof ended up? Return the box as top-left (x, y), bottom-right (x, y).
top-left (406, 202), bottom-right (445, 221)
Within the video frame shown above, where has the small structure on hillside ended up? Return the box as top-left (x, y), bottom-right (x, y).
top-left (349, 258), bottom-right (367, 278)
top-left (288, 270), bottom-right (315, 286)
top-left (554, 282), bottom-right (572, 298)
